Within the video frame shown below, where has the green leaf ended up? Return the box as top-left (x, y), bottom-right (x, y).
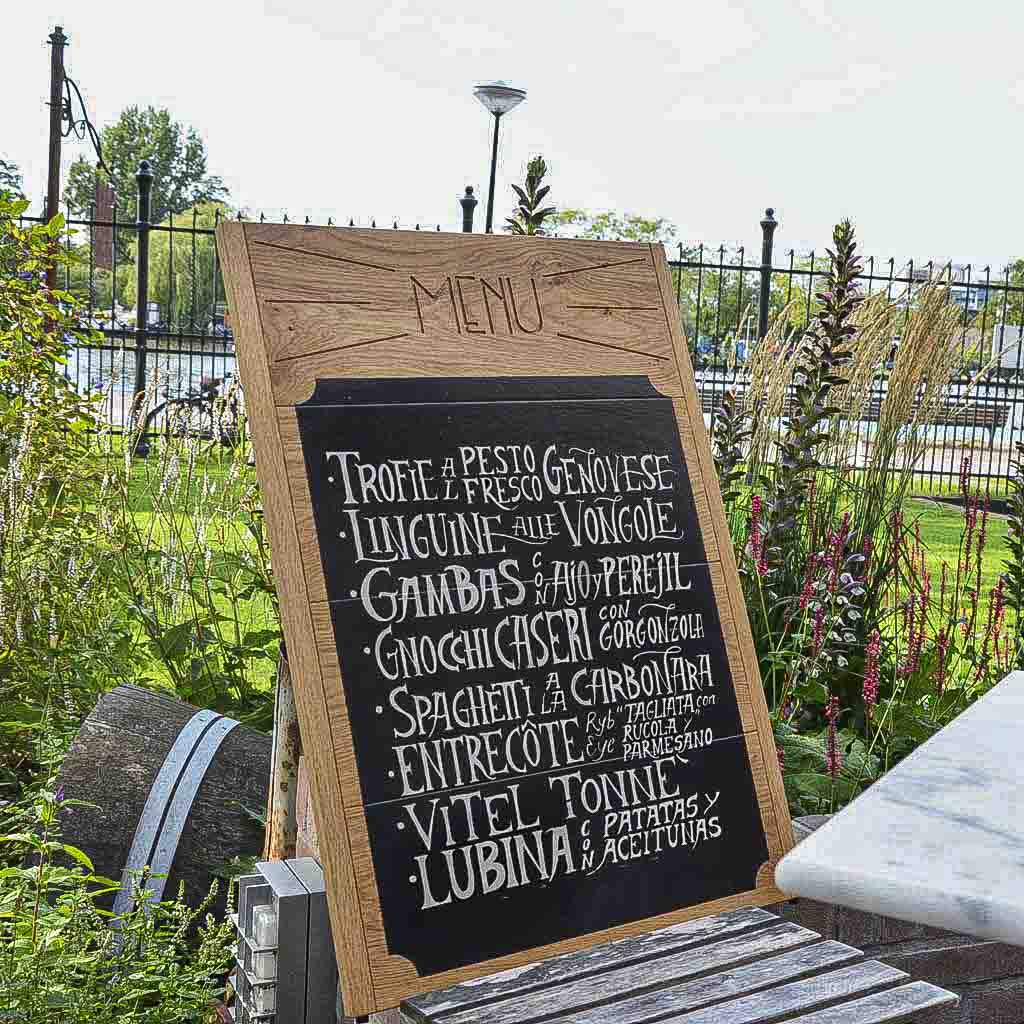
top-left (59, 843), bottom-right (95, 870)
top-left (154, 621), bottom-right (198, 662)
top-left (0, 833), bottom-right (43, 848)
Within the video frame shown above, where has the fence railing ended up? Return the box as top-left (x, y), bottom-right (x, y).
top-left (25, 166), bottom-right (1024, 490)
top-left (675, 211), bottom-right (1024, 491)
top-left (27, 165), bottom-right (476, 447)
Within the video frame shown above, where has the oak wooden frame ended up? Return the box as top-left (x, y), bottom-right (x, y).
top-left (216, 224), bottom-right (793, 1016)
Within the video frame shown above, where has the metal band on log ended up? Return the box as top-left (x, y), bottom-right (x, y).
top-left (57, 684), bottom-right (271, 917)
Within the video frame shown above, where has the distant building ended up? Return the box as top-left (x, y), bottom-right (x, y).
top-left (992, 324), bottom-right (1024, 370)
top-left (901, 262), bottom-right (990, 313)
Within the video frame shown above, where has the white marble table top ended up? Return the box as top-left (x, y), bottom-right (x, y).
top-left (775, 670), bottom-right (1024, 946)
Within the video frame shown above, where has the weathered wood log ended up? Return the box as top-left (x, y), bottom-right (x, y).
top-left (57, 684), bottom-right (271, 915)
top-left (264, 655), bottom-right (300, 860)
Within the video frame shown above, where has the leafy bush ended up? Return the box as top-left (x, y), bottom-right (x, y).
top-left (0, 187), bottom-right (250, 1006)
top-left (0, 194), bottom-right (138, 793)
top-left (0, 786), bottom-right (234, 1023)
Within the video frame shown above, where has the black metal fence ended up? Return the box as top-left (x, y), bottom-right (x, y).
top-left (25, 166), bottom-right (474, 445)
top-left (676, 210), bottom-right (1024, 491)
top-left (27, 165), bottom-right (1024, 490)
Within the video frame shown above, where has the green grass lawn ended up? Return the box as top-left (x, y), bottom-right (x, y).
top-left (906, 496), bottom-right (1009, 600)
top-left (86, 445), bottom-right (280, 713)
top-left (93, 444), bottom-right (1012, 706)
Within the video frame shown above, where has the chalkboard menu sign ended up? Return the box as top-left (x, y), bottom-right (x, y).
top-left (217, 226), bottom-right (792, 1015)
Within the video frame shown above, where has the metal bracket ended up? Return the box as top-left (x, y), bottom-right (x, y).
top-left (112, 708), bottom-right (240, 922)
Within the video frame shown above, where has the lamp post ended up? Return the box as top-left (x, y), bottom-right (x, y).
top-left (473, 81), bottom-right (526, 233)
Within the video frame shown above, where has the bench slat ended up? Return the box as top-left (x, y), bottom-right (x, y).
top-left (437, 922), bottom-right (819, 1024)
top-left (542, 941), bottom-right (863, 1024)
top-left (403, 907), bottom-right (779, 1022)
top-left (658, 960), bottom-right (907, 1024)
top-left (699, 385), bottom-right (1009, 432)
top-left (402, 910), bottom-right (960, 1024)
top-left (780, 981), bottom-right (959, 1024)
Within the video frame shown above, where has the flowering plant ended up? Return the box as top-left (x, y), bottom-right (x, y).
top-left (0, 785), bottom-right (234, 1023)
top-left (710, 220), bottom-right (1019, 814)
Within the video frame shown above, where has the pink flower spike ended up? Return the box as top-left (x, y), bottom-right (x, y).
top-left (863, 629), bottom-right (881, 718)
top-left (812, 606), bottom-right (826, 654)
top-left (799, 553), bottom-right (818, 611)
top-left (959, 455), bottom-right (972, 499)
top-left (750, 494), bottom-right (767, 576)
top-left (936, 628), bottom-right (950, 696)
top-left (824, 695), bottom-right (842, 779)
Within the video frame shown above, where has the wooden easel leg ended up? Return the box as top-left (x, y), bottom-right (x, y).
top-left (264, 651), bottom-right (300, 860)
top-left (267, 654), bottom-right (399, 1024)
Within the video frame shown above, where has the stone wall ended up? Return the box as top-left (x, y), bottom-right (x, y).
top-left (774, 816), bottom-right (1024, 1024)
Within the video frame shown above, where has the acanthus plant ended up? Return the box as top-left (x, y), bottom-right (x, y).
top-left (710, 387), bottom-right (752, 527)
top-left (738, 221), bottom-right (870, 724)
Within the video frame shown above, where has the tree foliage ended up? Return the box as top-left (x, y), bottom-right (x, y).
top-left (549, 209), bottom-right (677, 244)
top-left (121, 202), bottom-right (231, 328)
top-left (0, 159), bottom-right (23, 197)
top-left (975, 258), bottom-right (1024, 344)
top-left (63, 106), bottom-right (226, 224)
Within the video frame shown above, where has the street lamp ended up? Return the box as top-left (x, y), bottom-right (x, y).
top-left (473, 81), bottom-right (526, 233)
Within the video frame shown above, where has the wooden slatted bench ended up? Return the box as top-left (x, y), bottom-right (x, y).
top-left (279, 721), bottom-right (960, 1024)
top-left (399, 906), bottom-right (959, 1024)
top-left (862, 398), bottom-right (1010, 443)
top-left (699, 384), bottom-right (745, 417)
top-left (698, 385), bottom-right (1010, 443)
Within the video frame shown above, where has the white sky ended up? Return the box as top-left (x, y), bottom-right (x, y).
top-left (5, 1), bottom-right (1024, 268)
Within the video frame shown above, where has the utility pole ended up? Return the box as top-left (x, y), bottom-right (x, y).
top-left (45, 25), bottom-right (68, 295)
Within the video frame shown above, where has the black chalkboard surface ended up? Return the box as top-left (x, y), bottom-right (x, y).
top-left (296, 376), bottom-right (768, 974)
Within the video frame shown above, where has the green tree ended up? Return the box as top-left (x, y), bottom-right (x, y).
top-left (549, 209), bottom-right (677, 244)
top-left (975, 259), bottom-right (1024, 343)
top-left (122, 202), bottom-right (231, 327)
top-left (63, 106), bottom-right (226, 224)
top-left (676, 253), bottom-right (821, 366)
top-left (62, 245), bottom-right (132, 313)
top-left (0, 159), bottom-right (23, 197)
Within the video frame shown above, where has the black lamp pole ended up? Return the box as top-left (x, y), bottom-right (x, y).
top-left (473, 82), bottom-right (525, 233)
top-left (484, 112), bottom-right (502, 234)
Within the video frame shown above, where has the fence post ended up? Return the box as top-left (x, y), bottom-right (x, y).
top-left (133, 160), bottom-right (153, 456)
top-left (758, 207), bottom-right (777, 339)
top-left (460, 186), bottom-right (478, 232)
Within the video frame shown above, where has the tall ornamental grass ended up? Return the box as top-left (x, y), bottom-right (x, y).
top-left (710, 220), bottom-right (1019, 813)
top-left (100, 389), bottom-right (280, 729)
